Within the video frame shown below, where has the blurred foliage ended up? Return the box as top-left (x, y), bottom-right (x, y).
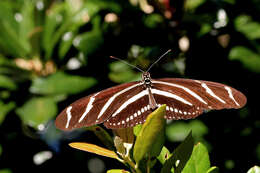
top-left (0, 0), bottom-right (259, 172)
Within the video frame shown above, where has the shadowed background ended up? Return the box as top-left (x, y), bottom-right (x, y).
top-left (0, 0), bottom-right (259, 172)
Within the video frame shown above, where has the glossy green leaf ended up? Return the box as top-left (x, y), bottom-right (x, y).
top-left (229, 46), bottom-right (260, 73)
top-left (0, 75), bottom-right (16, 90)
top-left (133, 105), bottom-right (166, 165)
top-left (30, 72), bottom-right (97, 95)
top-left (206, 166), bottom-right (219, 173)
top-left (157, 146), bottom-right (171, 164)
top-left (161, 131), bottom-right (194, 173)
top-left (0, 101), bottom-right (15, 124)
top-left (107, 169), bottom-right (130, 173)
top-left (235, 15), bottom-right (260, 40)
top-left (247, 166), bottom-right (260, 173)
top-left (16, 97), bottom-right (57, 128)
top-left (182, 143), bottom-right (210, 173)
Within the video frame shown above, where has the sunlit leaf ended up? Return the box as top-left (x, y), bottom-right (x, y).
top-left (161, 131), bottom-right (194, 173)
top-left (69, 142), bottom-right (119, 160)
top-left (235, 15), bottom-right (260, 40)
top-left (106, 169), bottom-right (130, 173)
top-left (247, 166), bottom-right (260, 173)
top-left (182, 143), bottom-right (210, 173)
top-left (0, 101), bottom-right (15, 125)
top-left (133, 124), bottom-right (142, 136)
top-left (133, 105), bottom-right (166, 165)
top-left (30, 72), bottom-right (97, 95)
top-left (16, 97), bottom-right (57, 128)
top-left (0, 75), bottom-right (16, 90)
top-left (229, 46), bottom-right (260, 73)
top-left (206, 166), bottom-right (219, 173)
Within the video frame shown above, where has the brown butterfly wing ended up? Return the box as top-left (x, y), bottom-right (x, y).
top-left (152, 78), bottom-right (247, 120)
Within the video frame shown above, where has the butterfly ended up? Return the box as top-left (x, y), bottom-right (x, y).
top-left (55, 50), bottom-right (247, 130)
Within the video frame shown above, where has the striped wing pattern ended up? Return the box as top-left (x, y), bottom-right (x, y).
top-left (55, 78), bottom-right (246, 130)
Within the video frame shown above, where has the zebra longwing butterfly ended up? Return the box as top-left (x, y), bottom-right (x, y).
top-left (55, 50), bottom-right (246, 130)
top-left (55, 71), bottom-right (247, 130)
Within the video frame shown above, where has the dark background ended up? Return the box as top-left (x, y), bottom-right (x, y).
top-left (0, 0), bottom-right (259, 172)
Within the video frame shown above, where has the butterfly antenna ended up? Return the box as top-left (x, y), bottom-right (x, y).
top-left (110, 56), bottom-right (145, 73)
top-left (146, 49), bottom-right (172, 72)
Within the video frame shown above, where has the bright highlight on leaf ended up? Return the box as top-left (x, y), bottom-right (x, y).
top-left (69, 142), bottom-right (119, 160)
top-left (107, 169), bottom-right (130, 173)
top-left (247, 166), bottom-right (260, 173)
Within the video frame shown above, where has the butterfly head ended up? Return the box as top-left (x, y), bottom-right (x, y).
top-left (142, 72), bottom-right (152, 87)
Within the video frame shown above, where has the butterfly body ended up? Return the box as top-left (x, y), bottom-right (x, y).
top-left (55, 72), bottom-right (247, 130)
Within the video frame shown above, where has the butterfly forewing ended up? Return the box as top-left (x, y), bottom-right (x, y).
top-left (55, 81), bottom-right (140, 130)
top-left (152, 78), bottom-right (246, 120)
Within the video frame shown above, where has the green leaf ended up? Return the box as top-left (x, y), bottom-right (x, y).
top-left (0, 144), bottom-right (2, 156)
top-left (109, 61), bottom-right (141, 83)
top-left (75, 29), bottom-right (103, 57)
top-left (16, 97), bottom-right (57, 128)
top-left (166, 120), bottom-right (208, 142)
top-left (144, 14), bottom-right (164, 29)
top-left (0, 169), bottom-right (12, 173)
top-left (234, 15), bottom-right (260, 40)
top-left (107, 169), bottom-right (130, 173)
top-left (182, 143), bottom-right (210, 173)
top-left (206, 166), bottom-right (219, 173)
top-left (133, 105), bottom-right (166, 165)
top-left (161, 131), bottom-right (194, 173)
top-left (0, 101), bottom-right (15, 125)
top-left (229, 46), bottom-right (260, 73)
top-left (0, 1), bottom-right (30, 57)
top-left (157, 146), bottom-right (171, 164)
top-left (185, 0), bottom-right (205, 11)
top-left (42, 3), bottom-right (65, 59)
top-left (133, 124), bottom-right (142, 136)
top-left (0, 75), bottom-right (16, 90)
top-left (30, 72), bottom-right (97, 95)
top-left (247, 166), bottom-right (260, 173)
